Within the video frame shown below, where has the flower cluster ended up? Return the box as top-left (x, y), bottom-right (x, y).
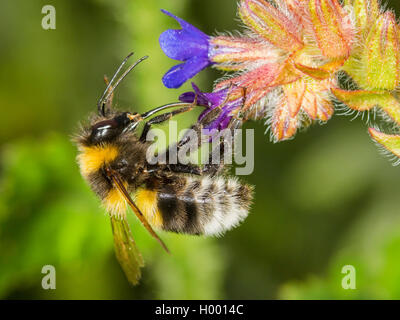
top-left (159, 0), bottom-right (400, 161)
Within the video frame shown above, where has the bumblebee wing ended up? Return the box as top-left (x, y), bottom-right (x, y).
top-left (110, 216), bottom-right (144, 285)
top-left (106, 167), bottom-right (170, 253)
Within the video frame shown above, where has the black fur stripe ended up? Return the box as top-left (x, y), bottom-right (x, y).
top-left (157, 180), bottom-right (203, 235)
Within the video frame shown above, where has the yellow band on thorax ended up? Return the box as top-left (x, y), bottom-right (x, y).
top-left (77, 144), bottom-right (119, 177)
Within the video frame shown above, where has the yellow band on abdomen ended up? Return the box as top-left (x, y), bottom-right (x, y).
top-left (135, 189), bottom-right (163, 229)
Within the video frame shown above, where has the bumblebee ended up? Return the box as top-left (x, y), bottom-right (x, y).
top-left (75, 53), bottom-right (253, 284)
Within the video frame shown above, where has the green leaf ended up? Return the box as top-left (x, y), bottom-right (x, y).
top-left (369, 128), bottom-right (400, 159)
top-left (332, 88), bottom-right (400, 125)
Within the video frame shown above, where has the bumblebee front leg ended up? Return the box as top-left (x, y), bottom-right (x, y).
top-left (175, 106), bottom-right (224, 150)
top-left (161, 123), bottom-right (238, 177)
top-left (139, 105), bottom-right (195, 142)
top-left (159, 106), bottom-right (223, 168)
top-left (162, 138), bottom-right (229, 177)
top-left (146, 102), bottom-right (241, 176)
top-left (157, 107), bottom-right (229, 176)
top-left (201, 117), bottom-right (243, 176)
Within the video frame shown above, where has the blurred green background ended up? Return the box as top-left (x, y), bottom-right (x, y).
top-left (1, 0), bottom-right (400, 299)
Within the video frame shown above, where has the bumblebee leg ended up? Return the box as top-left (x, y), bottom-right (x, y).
top-left (177, 106), bottom-right (224, 149)
top-left (201, 117), bottom-right (243, 176)
top-left (161, 141), bottom-right (229, 176)
top-left (157, 136), bottom-right (229, 177)
top-left (160, 85), bottom-right (238, 160)
top-left (148, 163), bottom-right (202, 175)
top-left (160, 105), bottom-right (225, 166)
top-left (150, 97), bottom-right (242, 176)
top-left (157, 107), bottom-right (228, 176)
top-left (139, 105), bottom-right (195, 142)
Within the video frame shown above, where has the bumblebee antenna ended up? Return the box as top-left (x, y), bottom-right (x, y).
top-left (103, 56), bottom-right (149, 116)
top-left (104, 55), bottom-right (149, 103)
top-left (97, 52), bottom-right (134, 116)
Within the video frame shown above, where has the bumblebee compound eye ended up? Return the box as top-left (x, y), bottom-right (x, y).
top-left (89, 113), bottom-right (134, 144)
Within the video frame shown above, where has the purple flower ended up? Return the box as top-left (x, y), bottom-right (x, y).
top-left (159, 10), bottom-right (213, 88)
top-left (179, 83), bottom-right (243, 131)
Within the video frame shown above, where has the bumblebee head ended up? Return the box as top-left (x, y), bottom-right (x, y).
top-left (79, 52), bottom-right (190, 146)
top-left (88, 112), bottom-right (142, 145)
top-left (80, 53), bottom-right (149, 146)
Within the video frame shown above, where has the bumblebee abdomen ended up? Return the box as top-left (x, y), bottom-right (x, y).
top-left (136, 176), bottom-right (253, 236)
